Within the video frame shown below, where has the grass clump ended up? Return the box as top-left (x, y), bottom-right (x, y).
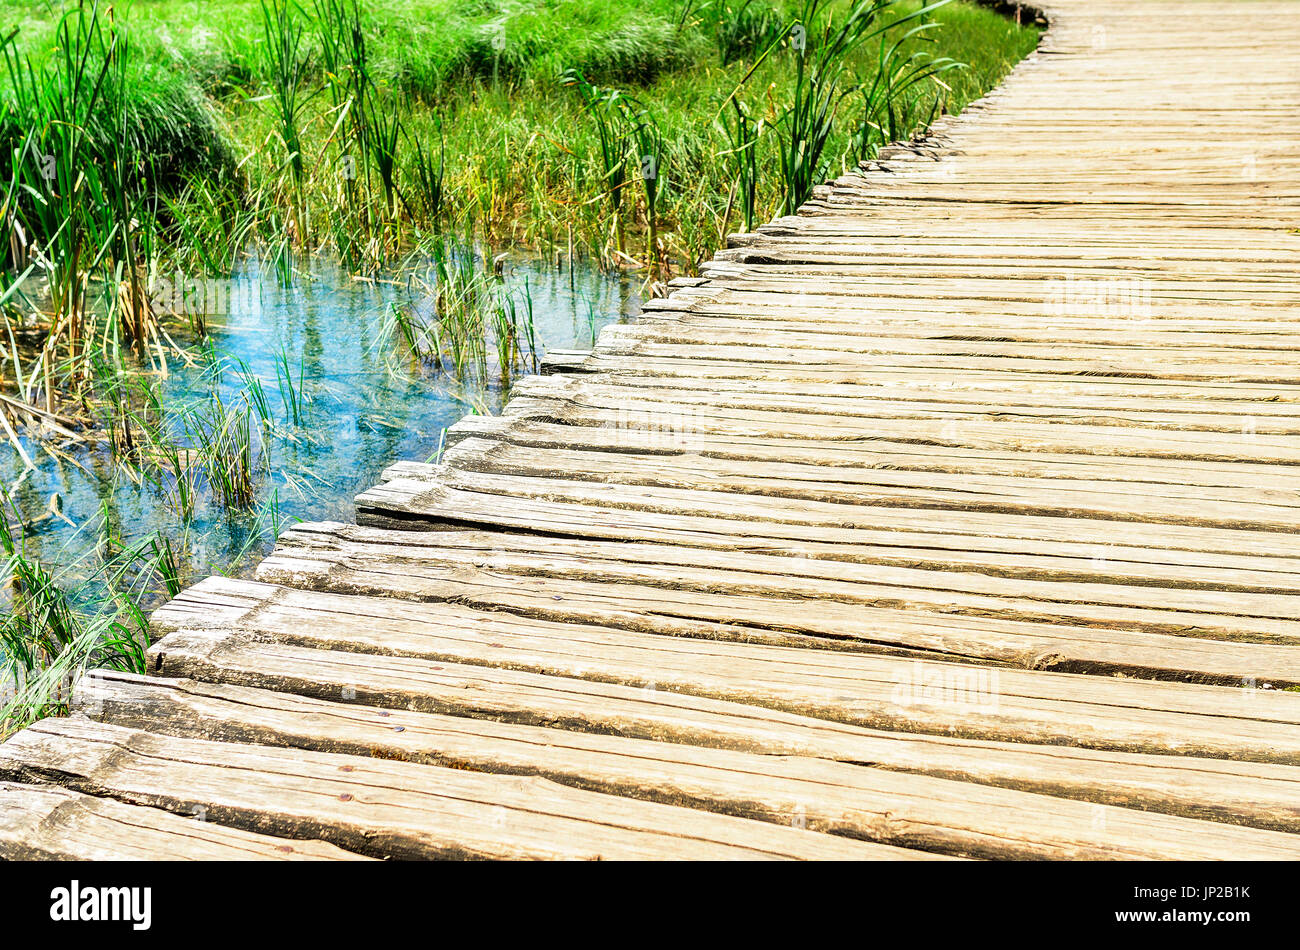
top-left (0, 501), bottom-right (159, 736)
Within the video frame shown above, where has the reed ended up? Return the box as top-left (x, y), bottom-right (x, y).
top-left (404, 119), bottom-right (446, 226)
top-left (0, 498), bottom-right (158, 735)
top-left (259, 0), bottom-right (312, 195)
top-left (618, 96), bottom-right (666, 272)
top-left (385, 239), bottom-right (541, 381)
top-left (366, 92), bottom-right (402, 220)
top-left (719, 97), bottom-right (765, 233)
top-left (562, 69), bottom-right (629, 262)
top-left (1, 6), bottom-right (116, 357)
top-left (184, 392), bottom-right (263, 510)
top-left (274, 345), bottom-right (308, 425)
top-left (777, 0), bottom-right (952, 214)
top-left (233, 356), bottom-right (274, 426)
top-left (855, 19), bottom-right (963, 159)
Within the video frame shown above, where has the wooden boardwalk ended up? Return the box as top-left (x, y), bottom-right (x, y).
top-left (4, 0), bottom-right (1300, 859)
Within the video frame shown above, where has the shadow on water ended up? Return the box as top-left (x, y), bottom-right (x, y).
top-left (0, 251), bottom-right (641, 604)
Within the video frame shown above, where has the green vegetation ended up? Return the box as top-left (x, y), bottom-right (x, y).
top-left (0, 487), bottom-right (286, 736)
top-left (0, 0), bottom-right (1039, 274)
top-left (0, 0), bottom-right (1039, 372)
top-left (0, 0), bottom-right (1038, 730)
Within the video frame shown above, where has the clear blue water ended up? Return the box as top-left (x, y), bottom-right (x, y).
top-left (0, 252), bottom-right (640, 598)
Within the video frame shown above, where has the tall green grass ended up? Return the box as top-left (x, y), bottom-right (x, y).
top-left (777, 0), bottom-right (950, 214)
top-left (260, 0), bottom-right (312, 194)
top-left (2, 0), bottom-right (1039, 299)
top-left (563, 69), bottom-right (630, 260)
top-left (719, 98), bottom-right (765, 233)
top-left (0, 2), bottom-right (232, 398)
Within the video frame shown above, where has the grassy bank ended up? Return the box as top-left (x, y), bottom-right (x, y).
top-left (1, 0), bottom-right (1040, 282)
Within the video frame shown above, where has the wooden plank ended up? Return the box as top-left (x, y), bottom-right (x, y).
top-left (255, 521), bottom-right (1300, 684)
top-left (440, 434), bottom-right (1300, 533)
top-left (537, 351), bottom-right (1300, 397)
top-left (449, 413), bottom-right (1300, 492)
top-left (589, 333), bottom-right (1300, 382)
top-left (0, 780), bottom-right (363, 860)
top-left (643, 313), bottom-right (1300, 353)
top-left (359, 466), bottom-right (1300, 560)
top-left (349, 480), bottom-right (1300, 592)
top-left (148, 579), bottom-right (1300, 764)
top-left (512, 374), bottom-right (1300, 435)
top-left (712, 252), bottom-right (1300, 282)
top-left (296, 514), bottom-right (1300, 597)
top-left (77, 672), bottom-right (1300, 860)
top-left (76, 669), bottom-right (1300, 836)
top-left (748, 222), bottom-right (1297, 248)
top-left (0, 717), bottom-right (926, 861)
top-left (495, 395), bottom-right (1300, 466)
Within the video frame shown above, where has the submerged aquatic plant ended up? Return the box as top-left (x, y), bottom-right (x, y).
top-left (0, 499), bottom-right (160, 736)
top-left (274, 345), bottom-right (309, 426)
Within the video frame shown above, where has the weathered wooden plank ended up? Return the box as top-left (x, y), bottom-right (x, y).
top-left (590, 333), bottom-right (1300, 382)
top-left (254, 521), bottom-right (1300, 684)
top-left (333, 503), bottom-right (1300, 595)
top-left (644, 313), bottom-right (1300, 354)
top-left (440, 435), bottom-right (1300, 534)
top-left (748, 224), bottom-right (1296, 250)
top-left (511, 374), bottom-right (1300, 435)
top-left (650, 314), bottom-right (1300, 348)
top-left (495, 396), bottom-right (1300, 467)
top-left (790, 207), bottom-right (1300, 231)
top-left (449, 414), bottom-right (1300, 492)
top-left (360, 466), bottom-right (1300, 560)
top-left (87, 665), bottom-right (1300, 835)
top-left (0, 718), bottom-right (924, 860)
top-left (0, 780), bottom-right (363, 860)
top-left (148, 580), bottom-right (1300, 763)
top-left (712, 246), bottom-right (1300, 274)
top-left (77, 672), bottom-right (1300, 859)
top-left (80, 669), bottom-right (1300, 833)
top-left (534, 352), bottom-right (1300, 398)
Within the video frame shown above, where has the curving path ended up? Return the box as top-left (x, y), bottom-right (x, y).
top-left (2, 0), bottom-right (1300, 859)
